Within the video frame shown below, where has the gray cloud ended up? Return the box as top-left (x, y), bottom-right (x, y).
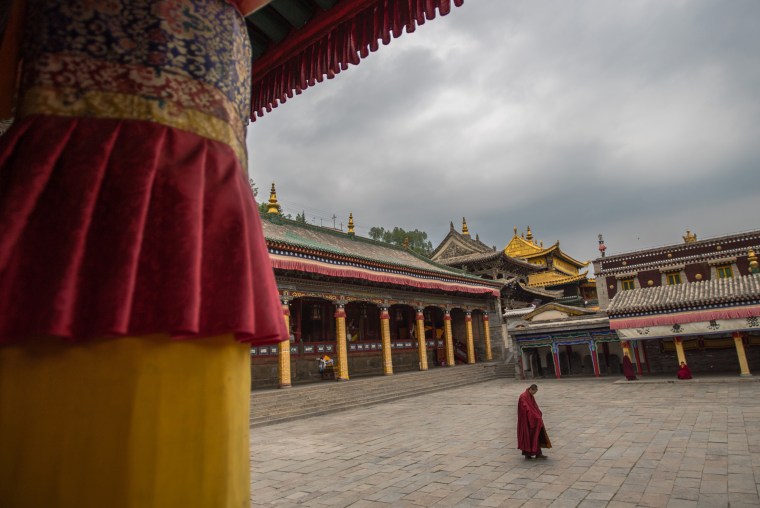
top-left (247, 0), bottom-right (760, 267)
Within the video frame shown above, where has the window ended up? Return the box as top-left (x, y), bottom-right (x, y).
top-left (666, 273), bottom-right (681, 285)
top-left (717, 265), bottom-right (733, 279)
top-left (621, 278), bottom-right (635, 291)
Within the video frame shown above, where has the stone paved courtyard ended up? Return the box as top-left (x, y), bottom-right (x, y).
top-left (250, 378), bottom-right (760, 507)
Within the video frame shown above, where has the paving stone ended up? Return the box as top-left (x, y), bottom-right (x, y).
top-left (249, 378), bottom-right (760, 507)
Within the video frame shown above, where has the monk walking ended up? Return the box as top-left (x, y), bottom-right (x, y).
top-left (517, 384), bottom-right (552, 459)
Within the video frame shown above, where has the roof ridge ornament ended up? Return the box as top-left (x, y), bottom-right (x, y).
top-left (267, 182), bottom-right (281, 215)
top-left (462, 217), bottom-right (470, 236)
top-left (683, 230), bottom-right (697, 243)
top-left (749, 248), bottom-right (759, 273)
top-left (526, 225), bottom-right (533, 241)
top-left (347, 213), bottom-right (355, 236)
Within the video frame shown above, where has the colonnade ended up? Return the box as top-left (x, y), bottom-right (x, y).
top-left (275, 301), bottom-right (493, 388)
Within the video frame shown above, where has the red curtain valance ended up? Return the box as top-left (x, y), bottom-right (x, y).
top-left (250, 0), bottom-right (464, 119)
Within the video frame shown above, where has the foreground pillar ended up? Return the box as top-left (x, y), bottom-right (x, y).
top-left (482, 312), bottom-right (493, 361)
top-left (278, 300), bottom-right (292, 388)
top-left (334, 304), bottom-right (349, 381)
top-left (380, 307), bottom-right (393, 375)
top-left (732, 332), bottom-right (752, 377)
top-left (444, 310), bottom-right (455, 367)
top-left (673, 337), bottom-right (687, 367)
top-left (415, 308), bottom-right (428, 371)
top-left (465, 311), bottom-right (475, 364)
top-left (0, 335), bottom-right (250, 507)
top-left (588, 340), bottom-right (601, 377)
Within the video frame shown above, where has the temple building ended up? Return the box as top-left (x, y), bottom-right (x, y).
top-left (504, 226), bottom-right (597, 306)
top-left (508, 303), bottom-right (621, 379)
top-left (595, 230), bottom-right (760, 377)
top-left (253, 187), bottom-right (504, 388)
top-left (431, 219), bottom-right (565, 310)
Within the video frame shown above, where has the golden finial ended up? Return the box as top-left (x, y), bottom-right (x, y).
top-left (540, 241), bottom-right (543, 248)
top-left (347, 213), bottom-right (355, 234)
top-left (526, 225), bottom-right (533, 241)
top-left (749, 249), bottom-right (759, 273)
top-left (266, 182), bottom-right (281, 215)
top-left (403, 236), bottom-right (410, 249)
top-left (683, 230), bottom-right (697, 243)
top-left (513, 226), bottom-right (518, 236)
top-left (462, 217), bottom-right (470, 236)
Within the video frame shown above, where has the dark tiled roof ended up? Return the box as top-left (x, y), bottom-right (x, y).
top-left (261, 216), bottom-right (494, 283)
top-left (441, 250), bottom-right (538, 270)
top-left (595, 230), bottom-right (760, 274)
top-left (608, 273), bottom-right (760, 316)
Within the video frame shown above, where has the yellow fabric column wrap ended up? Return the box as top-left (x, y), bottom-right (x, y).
top-left (380, 307), bottom-right (393, 375)
top-left (335, 305), bottom-right (349, 381)
top-left (483, 312), bottom-right (493, 361)
top-left (672, 337), bottom-right (686, 366)
top-left (444, 311), bottom-right (455, 367)
top-left (465, 312), bottom-right (475, 364)
top-left (278, 303), bottom-right (292, 388)
top-left (0, 334), bottom-right (250, 508)
top-left (733, 332), bottom-right (752, 377)
top-left (415, 309), bottom-right (428, 371)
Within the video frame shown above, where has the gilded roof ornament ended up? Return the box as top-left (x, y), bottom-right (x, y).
top-left (683, 230), bottom-right (697, 243)
top-left (403, 236), bottom-right (410, 249)
top-left (266, 182), bottom-right (281, 215)
top-left (347, 213), bottom-right (355, 234)
top-left (526, 226), bottom-right (533, 241)
top-left (462, 217), bottom-right (470, 236)
top-left (749, 248), bottom-right (759, 273)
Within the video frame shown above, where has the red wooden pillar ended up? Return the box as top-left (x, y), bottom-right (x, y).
top-left (552, 343), bottom-right (561, 379)
top-left (642, 340), bottom-right (651, 373)
top-left (633, 341), bottom-right (644, 376)
top-left (588, 340), bottom-right (600, 377)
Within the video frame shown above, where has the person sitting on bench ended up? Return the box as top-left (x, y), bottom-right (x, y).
top-left (318, 354), bottom-right (334, 379)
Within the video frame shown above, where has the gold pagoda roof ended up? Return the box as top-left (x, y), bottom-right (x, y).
top-left (527, 271), bottom-right (589, 288)
top-left (504, 230), bottom-right (588, 269)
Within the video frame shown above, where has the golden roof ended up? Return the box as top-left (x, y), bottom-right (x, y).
top-left (527, 271), bottom-right (589, 288)
top-left (504, 234), bottom-right (544, 258)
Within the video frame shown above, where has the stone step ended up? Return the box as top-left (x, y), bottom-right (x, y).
top-left (250, 363), bottom-right (503, 427)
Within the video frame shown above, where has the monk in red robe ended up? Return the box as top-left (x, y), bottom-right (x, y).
top-left (677, 362), bottom-right (693, 380)
top-left (622, 355), bottom-right (637, 381)
top-left (517, 384), bottom-right (551, 459)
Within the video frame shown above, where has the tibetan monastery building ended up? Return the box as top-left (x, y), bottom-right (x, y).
top-left (254, 188), bottom-right (503, 389)
top-left (596, 230), bottom-right (760, 377)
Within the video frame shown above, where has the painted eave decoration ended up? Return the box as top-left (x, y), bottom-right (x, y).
top-left (245, 0), bottom-right (465, 119)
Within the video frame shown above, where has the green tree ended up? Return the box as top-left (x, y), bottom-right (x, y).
top-left (368, 226), bottom-right (433, 257)
top-left (295, 211), bottom-right (307, 224)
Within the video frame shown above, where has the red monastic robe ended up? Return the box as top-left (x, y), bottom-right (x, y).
top-left (677, 364), bottom-right (693, 380)
top-left (517, 389), bottom-right (552, 454)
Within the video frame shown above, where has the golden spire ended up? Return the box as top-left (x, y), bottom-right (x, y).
top-left (749, 249), bottom-right (759, 273)
top-left (683, 230), bottom-right (697, 243)
top-left (462, 217), bottom-right (470, 236)
top-left (347, 213), bottom-right (355, 234)
top-left (266, 182), bottom-right (281, 215)
top-left (513, 226), bottom-right (518, 236)
top-left (403, 236), bottom-right (410, 249)
top-left (526, 225), bottom-right (533, 241)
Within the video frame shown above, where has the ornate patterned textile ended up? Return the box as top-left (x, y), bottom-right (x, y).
top-left (0, 0), bottom-right (287, 344)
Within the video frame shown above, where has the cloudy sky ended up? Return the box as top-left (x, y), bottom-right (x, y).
top-left (247, 0), bottom-right (760, 268)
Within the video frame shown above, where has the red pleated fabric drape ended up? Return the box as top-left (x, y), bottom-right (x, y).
top-left (0, 116), bottom-right (286, 345)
